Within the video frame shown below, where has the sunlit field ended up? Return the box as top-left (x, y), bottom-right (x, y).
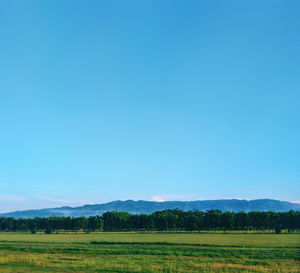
top-left (0, 232), bottom-right (299, 272)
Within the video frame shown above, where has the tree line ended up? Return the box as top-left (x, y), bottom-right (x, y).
top-left (0, 210), bottom-right (299, 234)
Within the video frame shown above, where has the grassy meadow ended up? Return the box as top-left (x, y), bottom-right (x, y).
top-left (0, 232), bottom-right (299, 272)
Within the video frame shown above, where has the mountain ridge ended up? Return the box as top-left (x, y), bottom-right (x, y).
top-left (1, 199), bottom-right (299, 218)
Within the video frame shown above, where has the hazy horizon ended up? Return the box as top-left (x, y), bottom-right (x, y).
top-left (1, 1), bottom-right (299, 213)
top-left (1, 197), bottom-right (299, 214)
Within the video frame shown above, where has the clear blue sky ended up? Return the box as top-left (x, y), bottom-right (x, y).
top-left (0, 0), bottom-right (299, 212)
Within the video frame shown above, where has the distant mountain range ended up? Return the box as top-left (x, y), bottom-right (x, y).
top-left (1, 199), bottom-right (299, 218)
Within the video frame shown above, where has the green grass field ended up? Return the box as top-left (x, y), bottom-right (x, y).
top-left (0, 232), bottom-right (299, 272)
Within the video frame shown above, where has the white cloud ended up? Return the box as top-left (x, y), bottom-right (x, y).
top-left (0, 194), bottom-right (26, 202)
top-left (150, 196), bottom-right (166, 202)
top-left (0, 194), bottom-right (29, 213)
top-left (37, 196), bottom-right (94, 207)
top-left (0, 194), bottom-right (97, 213)
top-left (149, 195), bottom-right (251, 202)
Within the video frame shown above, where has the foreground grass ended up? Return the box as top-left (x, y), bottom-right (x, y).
top-left (0, 233), bottom-right (299, 272)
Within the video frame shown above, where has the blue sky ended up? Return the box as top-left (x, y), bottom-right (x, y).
top-left (0, 0), bottom-right (299, 212)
